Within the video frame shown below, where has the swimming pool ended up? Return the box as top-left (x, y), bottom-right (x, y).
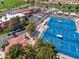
top-left (42, 17), bottom-right (79, 59)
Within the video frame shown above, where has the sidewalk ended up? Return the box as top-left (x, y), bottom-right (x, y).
top-left (57, 53), bottom-right (75, 59)
top-left (37, 18), bottom-right (50, 38)
top-left (74, 18), bottom-right (79, 32)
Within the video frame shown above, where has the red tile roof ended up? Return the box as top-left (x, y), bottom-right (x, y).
top-left (19, 8), bottom-right (31, 12)
top-left (21, 11), bottom-right (31, 14)
top-left (28, 6), bottom-right (40, 10)
top-left (8, 6), bottom-right (40, 15)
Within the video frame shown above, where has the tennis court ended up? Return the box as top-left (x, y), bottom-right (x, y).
top-left (42, 17), bottom-right (79, 59)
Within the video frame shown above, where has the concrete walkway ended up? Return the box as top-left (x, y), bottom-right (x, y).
top-left (22, 32), bottom-right (35, 45)
top-left (37, 18), bottom-right (50, 38)
top-left (57, 53), bottom-right (75, 59)
top-left (74, 18), bottom-right (79, 32)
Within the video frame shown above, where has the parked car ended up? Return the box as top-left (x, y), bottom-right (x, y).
top-left (16, 28), bottom-right (25, 32)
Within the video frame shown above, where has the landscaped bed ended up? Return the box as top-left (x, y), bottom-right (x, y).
top-left (0, 28), bottom-right (11, 35)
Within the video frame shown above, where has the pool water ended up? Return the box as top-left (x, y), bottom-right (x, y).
top-left (42, 17), bottom-right (79, 59)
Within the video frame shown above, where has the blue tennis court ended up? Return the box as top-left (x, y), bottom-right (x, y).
top-left (42, 17), bottom-right (79, 59)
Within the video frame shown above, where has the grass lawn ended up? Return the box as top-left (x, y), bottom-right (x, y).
top-left (41, 3), bottom-right (79, 13)
top-left (0, 40), bottom-right (6, 47)
top-left (0, 0), bottom-right (26, 13)
top-left (0, 28), bottom-right (11, 35)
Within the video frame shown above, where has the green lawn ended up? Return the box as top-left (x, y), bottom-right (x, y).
top-left (0, 28), bottom-right (11, 35)
top-left (0, 0), bottom-right (26, 13)
top-left (0, 40), bottom-right (6, 47)
top-left (42, 3), bottom-right (79, 13)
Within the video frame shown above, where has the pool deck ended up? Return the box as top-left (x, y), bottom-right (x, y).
top-left (37, 18), bottom-right (50, 38)
top-left (74, 18), bottom-right (79, 32)
top-left (57, 53), bottom-right (75, 59)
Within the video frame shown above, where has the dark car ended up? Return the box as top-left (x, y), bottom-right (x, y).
top-left (16, 28), bottom-right (25, 32)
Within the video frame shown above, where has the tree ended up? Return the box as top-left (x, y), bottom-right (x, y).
top-left (27, 0), bottom-right (35, 6)
top-left (6, 44), bottom-right (24, 59)
top-left (0, 1), bottom-right (7, 8)
top-left (58, 2), bottom-right (62, 6)
top-left (10, 16), bottom-right (21, 31)
top-left (0, 1), bottom-right (5, 6)
top-left (35, 38), bottom-right (56, 59)
top-left (5, 38), bottom-right (57, 59)
top-left (10, 16), bottom-right (27, 31)
top-left (24, 45), bottom-right (36, 59)
top-left (36, 46), bottom-right (56, 59)
top-left (20, 16), bottom-right (29, 26)
top-left (68, 6), bottom-right (72, 12)
top-left (75, 5), bottom-right (79, 12)
top-left (24, 38), bottom-right (57, 59)
top-left (58, 2), bottom-right (62, 9)
top-left (16, 55), bottom-right (26, 59)
top-left (44, 41), bottom-right (57, 54)
top-left (27, 21), bottom-right (36, 36)
top-left (34, 38), bottom-right (43, 49)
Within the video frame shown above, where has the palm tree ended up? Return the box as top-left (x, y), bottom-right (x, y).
top-left (10, 17), bottom-right (16, 30)
top-left (34, 0), bottom-right (40, 6)
top-left (36, 46), bottom-right (56, 59)
top-left (16, 55), bottom-right (26, 59)
top-left (68, 6), bottom-right (72, 12)
top-left (75, 5), bottom-right (79, 12)
top-left (24, 45), bottom-right (36, 59)
top-left (44, 41), bottom-right (57, 54)
top-left (27, 21), bottom-right (36, 36)
top-left (35, 39), bottom-right (56, 59)
top-left (35, 38), bottom-right (56, 59)
top-left (27, 0), bottom-right (35, 6)
top-left (10, 16), bottom-right (27, 31)
top-left (20, 16), bottom-right (27, 26)
top-left (24, 38), bottom-right (57, 59)
top-left (5, 37), bottom-right (57, 59)
top-left (6, 44), bottom-right (24, 59)
top-left (58, 2), bottom-right (62, 9)
top-left (34, 38), bottom-right (43, 49)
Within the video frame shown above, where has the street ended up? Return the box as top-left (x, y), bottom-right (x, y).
top-left (0, 30), bottom-right (27, 41)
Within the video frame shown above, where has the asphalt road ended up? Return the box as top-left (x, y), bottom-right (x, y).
top-left (0, 30), bottom-right (27, 41)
